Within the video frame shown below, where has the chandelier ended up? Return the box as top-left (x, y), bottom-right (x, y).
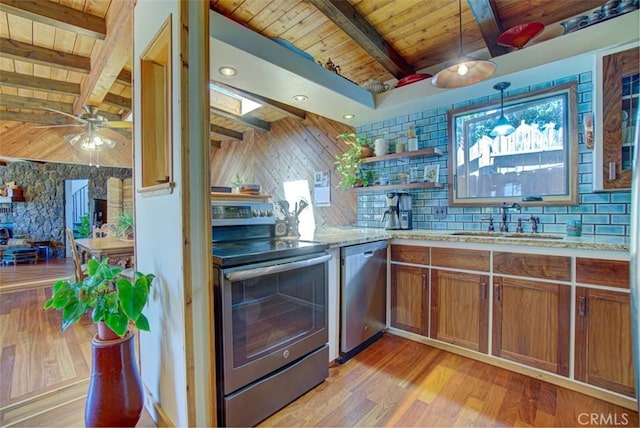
top-left (64, 122), bottom-right (116, 151)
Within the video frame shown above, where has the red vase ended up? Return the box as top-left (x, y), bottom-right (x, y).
top-left (85, 331), bottom-right (144, 427)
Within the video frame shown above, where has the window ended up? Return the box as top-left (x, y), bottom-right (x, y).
top-left (448, 82), bottom-right (578, 206)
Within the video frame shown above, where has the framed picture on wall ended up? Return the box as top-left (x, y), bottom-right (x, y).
top-left (423, 164), bottom-right (439, 183)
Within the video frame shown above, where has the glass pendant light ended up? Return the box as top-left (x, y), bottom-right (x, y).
top-left (490, 82), bottom-right (515, 137)
top-left (431, 0), bottom-right (496, 89)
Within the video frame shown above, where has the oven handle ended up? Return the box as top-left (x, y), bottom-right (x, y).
top-left (224, 253), bottom-right (331, 282)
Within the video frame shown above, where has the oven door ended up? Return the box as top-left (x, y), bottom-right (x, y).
top-left (219, 253), bottom-right (330, 395)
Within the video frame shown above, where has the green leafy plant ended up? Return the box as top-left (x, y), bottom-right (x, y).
top-left (116, 210), bottom-right (135, 238)
top-left (334, 133), bottom-right (373, 189)
top-left (77, 214), bottom-right (91, 238)
top-left (230, 173), bottom-right (244, 188)
top-left (43, 259), bottom-right (155, 337)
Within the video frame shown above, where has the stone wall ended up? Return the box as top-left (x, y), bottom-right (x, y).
top-left (0, 161), bottom-right (132, 253)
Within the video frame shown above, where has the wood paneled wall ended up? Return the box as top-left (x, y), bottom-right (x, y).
top-left (0, 122), bottom-right (132, 168)
top-left (210, 113), bottom-right (357, 227)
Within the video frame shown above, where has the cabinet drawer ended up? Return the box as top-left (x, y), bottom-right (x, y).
top-left (390, 245), bottom-right (429, 265)
top-left (576, 258), bottom-right (629, 289)
top-left (431, 248), bottom-right (489, 272)
top-left (494, 252), bottom-right (570, 282)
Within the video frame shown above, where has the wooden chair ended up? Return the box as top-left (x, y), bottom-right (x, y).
top-left (66, 229), bottom-right (87, 282)
top-left (93, 223), bottom-right (115, 238)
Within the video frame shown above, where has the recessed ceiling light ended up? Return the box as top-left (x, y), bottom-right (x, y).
top-left (292, 95), bottom-right (308, 102)
top-left (218, 66), bottom-right (237, 77)
top-left (343, 114), bottom-right (355, 120)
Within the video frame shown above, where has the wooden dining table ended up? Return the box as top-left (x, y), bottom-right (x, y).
top-left (74, 237), bottom-right (135, 268)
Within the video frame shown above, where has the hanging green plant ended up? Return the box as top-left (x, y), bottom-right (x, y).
top-left (334, 133), bottom-right (374, 189)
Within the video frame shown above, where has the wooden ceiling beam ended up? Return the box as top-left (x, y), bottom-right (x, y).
top-left (102, 93), bottom-right (132, 112)
top-left (467, 0), bottom-right (510, 57)
top-left (73, 0), bottom-right (135, 114)
top-left (213, 81), bottom-right (306, 121)
top-left (0, 110), bottom-right (78, 125)
top-left (0, 0), bottom-right (106, 40)
top-left (308, 0), bottom-right (414, 79)
top-left (0, 37), bottom-right (91, 74)
top-left (0, 94), bottom-right (73, 114)
top-left (210, 107), bottom-right (270, 132)
top-left (116, 69), bottom-right (132, 87)
top-left (0, 71), bottom-right (80, 96)
top-left (210, 124), bottom-right (243, 141)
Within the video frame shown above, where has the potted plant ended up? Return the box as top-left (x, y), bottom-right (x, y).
top-left (335, 133), bottom-right (375, 188)
top-left (44, 259), bottom-right (155, 427)
top-left (116, 209), bottom-right (135, 240)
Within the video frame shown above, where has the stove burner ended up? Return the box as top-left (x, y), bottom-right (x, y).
top-left (212, 239), bottom-right (327, 267)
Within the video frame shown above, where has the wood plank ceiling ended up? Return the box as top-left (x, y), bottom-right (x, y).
top-left (0, 0), bottom-right (621, 166)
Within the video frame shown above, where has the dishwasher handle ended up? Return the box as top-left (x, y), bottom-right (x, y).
top-left (224, 254), bottom-right (331, 281)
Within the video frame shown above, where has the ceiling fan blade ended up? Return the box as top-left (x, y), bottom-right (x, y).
top-left (33, 124), bottom-right (85, 129)
top-left (43, 107), bottom-right (88, 123)
top-left (102, 121), bottom-right (133, 129)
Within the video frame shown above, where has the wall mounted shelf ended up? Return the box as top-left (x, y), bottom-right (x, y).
top-left (359, 147), bottom-right (443, 164)
top-left (349, 181), bottom-right (445, 193)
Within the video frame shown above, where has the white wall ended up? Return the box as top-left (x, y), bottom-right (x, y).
top-left (133, 1), bottom-right (187, 426)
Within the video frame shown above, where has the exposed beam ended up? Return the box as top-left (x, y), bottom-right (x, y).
top-left (0, 94), bottom-right (74, 114)
top-left (213, 81), bottom-right (306, 121)
top-left (102, 93), bottom-right (132, 112)
top-left (308, 0), bottom-right (414, 79)
top-left (210, 107), bottom-right (270, 132)
top-left (210, 124), bottom-right (243, 141)
top-left (0, 110), bottom-right (79, 125)
top-left (0, 71), bottom-right (80, 96)
top-left (0, 38), bottom-right (90, 74)
top-left (116, 69), bottom-right (132, 87)
top-left (0, 0), bottom-right (106, 40)
top-left (73, 0), bottom-right (135, 113)
top-left (467, 0), bottom-right (510, 57)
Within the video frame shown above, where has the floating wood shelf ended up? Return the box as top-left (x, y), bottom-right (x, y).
top-left (349, 182), bottom-right (445, 192)
top-left (360, 147), bottom-right (443, 164)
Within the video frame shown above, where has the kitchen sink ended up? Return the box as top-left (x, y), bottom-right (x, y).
top-left (451, 231), bottom-right (564, 239)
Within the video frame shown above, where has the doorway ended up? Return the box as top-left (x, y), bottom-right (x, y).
top-left (64, 179), bottom-right (88, 257)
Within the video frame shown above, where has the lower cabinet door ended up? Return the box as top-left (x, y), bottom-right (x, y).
top-left (575, 287), bottom-right (636, 397)
top-left (492, 276), bottom-right (570, 376)
top-left (390, 264), bottom-right (427, 336)
top-left (430, 269), bottom-right (488, 353)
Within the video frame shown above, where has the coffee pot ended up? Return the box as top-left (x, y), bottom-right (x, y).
top-left (398, 191), bottom-right (413, 230)
top-left (381, 192), bottom-right (401, 230)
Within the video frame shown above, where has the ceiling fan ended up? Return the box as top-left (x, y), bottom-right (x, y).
top-left (35, 105), bottom-right (132, 151)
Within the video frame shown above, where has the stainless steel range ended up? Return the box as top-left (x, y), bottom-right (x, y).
top-left (211, 200), bottom-right (329, 427)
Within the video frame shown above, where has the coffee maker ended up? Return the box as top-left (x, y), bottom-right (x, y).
top-left (381, 192), bottom-right (401, 230)
top-left (398, 191), bottom-right (413, 230)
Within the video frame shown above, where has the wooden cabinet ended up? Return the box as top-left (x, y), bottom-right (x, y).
top-left (492, 276), bottom-right (570, 376)
top-left (575, 287), bottom-right (635, 397)
top-left (430, 270), bottom-right (488, 352)
top-left (390, 264), bottom-right (427, 335)
top-left (595, 44), bottom-right (640, 190)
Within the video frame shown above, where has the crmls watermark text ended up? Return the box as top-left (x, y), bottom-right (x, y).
top-left (578, 412), bottom-right (630, 426)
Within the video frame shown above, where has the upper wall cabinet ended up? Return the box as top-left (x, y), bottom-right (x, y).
top-left (448, 83), bottom-right (578, 207)
top-left (594, 43), bottom-right (640, 191)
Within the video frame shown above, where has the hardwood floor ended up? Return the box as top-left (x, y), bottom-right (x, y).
top-left (1, 261), bottom-right (638, 427)
top-left (261, 334), bottom-right (639, 428)
top-left (0, 259), bottom-right (153, 427)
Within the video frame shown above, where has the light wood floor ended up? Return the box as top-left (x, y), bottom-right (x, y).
top-left (0, 259), bottom-right (154, 427)
top-left (2, 261), bottom-right (638, 427)
top-left (261, 334), bottom-right (638, 428)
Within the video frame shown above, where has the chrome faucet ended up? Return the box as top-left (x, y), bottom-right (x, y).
top-left (500, 202), bottom-right (521, 232)
top-left (529, 215), bottom-right (540, 233)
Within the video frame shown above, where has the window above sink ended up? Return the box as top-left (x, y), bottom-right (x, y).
top-left (448, 82), bottom-right (579, 207)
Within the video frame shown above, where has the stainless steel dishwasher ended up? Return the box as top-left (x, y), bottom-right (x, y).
top-left (339, 240), bottom-right (387, 362)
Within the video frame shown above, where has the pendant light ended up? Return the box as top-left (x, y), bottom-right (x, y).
top-left (490, 82), bottom-right (515, 137)
top-left (431, 0), bottom-right (496, 89)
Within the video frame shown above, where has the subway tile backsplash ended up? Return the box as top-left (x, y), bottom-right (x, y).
top-left (355, 72), bottom-right (632, 237)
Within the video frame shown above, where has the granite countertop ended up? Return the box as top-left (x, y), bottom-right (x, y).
top-left (310, 227), bottom-right (629, 252)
